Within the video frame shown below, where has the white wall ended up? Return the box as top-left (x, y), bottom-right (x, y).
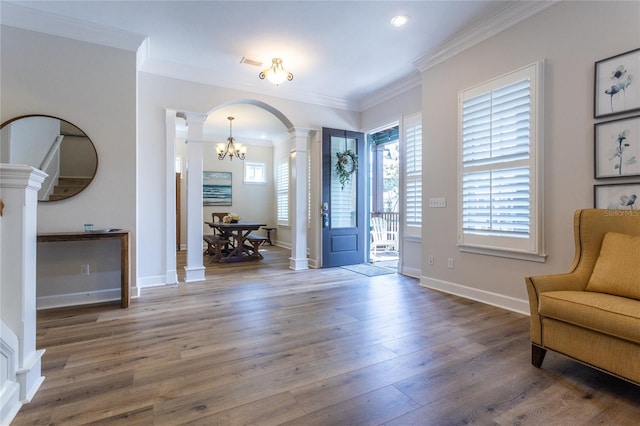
top-left (1, 25), bottom-right (137, 305)
top-left (419, 1), bottom-right (640, 313)
top-left (60, 136), bottom-right (96, 178)
top-left (0, 117), bottom-right (59, 165)
top-left (361, 86), bottom-right (421, 132)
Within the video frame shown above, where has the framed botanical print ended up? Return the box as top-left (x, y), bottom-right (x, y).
top-left (594, 115), bottom-right (640, 178)
top-left (594, 48), bottom-right (640, 119)
top-left (594, 182), bottom-right (640, 210)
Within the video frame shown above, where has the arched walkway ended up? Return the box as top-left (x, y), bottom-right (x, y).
top-left (166, 99), bottom-right (312, 283)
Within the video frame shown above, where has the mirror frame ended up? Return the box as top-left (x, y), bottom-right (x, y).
top-left (1, 114), bottom-right (98, 202)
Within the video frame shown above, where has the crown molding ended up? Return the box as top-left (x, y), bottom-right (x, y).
top-left (357, 72), bottom-right (422, 112)
top-left (1, 1), bottom-right (146, 52)
top-left (413, 0), bottom-right (560, 72)
top-left (139, 57), bottom-right (359, 111)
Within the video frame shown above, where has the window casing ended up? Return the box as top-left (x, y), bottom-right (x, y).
top-left (458, 62), bottom-right (544, 261)
top-left (276, 159), bottom-right (289, 225)
top-left (404, 112), bottom-right (422, 238)
top-left (244, 162), bottom-right (266, 184)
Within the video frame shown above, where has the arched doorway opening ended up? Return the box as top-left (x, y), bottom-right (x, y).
top-left (167, 99), bottom-right (309, 282)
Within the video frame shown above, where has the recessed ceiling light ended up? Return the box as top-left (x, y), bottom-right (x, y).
top-left (390, 15), bottom-right (410, 27)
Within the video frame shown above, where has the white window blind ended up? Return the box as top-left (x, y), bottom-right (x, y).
top-left (458, 62), bottom-right (544, 259)
top-left (404, 113), bottom-right (422, 236)
top-left (308, 153), bottom-right (311, 227)
top-left (276, 159), bottom-right (289, 225)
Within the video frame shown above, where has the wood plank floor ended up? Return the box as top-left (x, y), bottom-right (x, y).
top-left (14, 246), bottom-right (640, 425)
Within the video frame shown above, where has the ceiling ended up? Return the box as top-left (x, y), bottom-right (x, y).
top-left (1, 0), bottom-right (552, 143)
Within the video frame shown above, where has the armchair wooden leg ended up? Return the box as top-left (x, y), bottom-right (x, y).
top-left (531, 344), bottom-right (547, 367)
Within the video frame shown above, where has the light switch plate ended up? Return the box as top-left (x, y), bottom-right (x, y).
top-left (428, 197), bottom-right (446, 208)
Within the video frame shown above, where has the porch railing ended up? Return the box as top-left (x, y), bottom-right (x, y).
top-left (370, 212), bottom-right (399, 236)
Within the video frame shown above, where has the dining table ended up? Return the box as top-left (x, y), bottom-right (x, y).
top-left (205, 221), bottom-right (267, 263)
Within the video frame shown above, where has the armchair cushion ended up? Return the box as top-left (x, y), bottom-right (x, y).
top-left (586, 232), bottom-right (640, 300)
top-left (540, 291), bottom-right (640, 344)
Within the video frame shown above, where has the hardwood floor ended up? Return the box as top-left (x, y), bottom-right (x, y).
top-left (14, 246), bottom-right (639, 425)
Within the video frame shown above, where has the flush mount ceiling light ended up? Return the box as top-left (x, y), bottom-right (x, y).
top-left (259, 58), bottom-right (293, 86)
top-left (216, 116), bottom-right (246, 161)
top-left (390, 15), bottom-right (410, 27)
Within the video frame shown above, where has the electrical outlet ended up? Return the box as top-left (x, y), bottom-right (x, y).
top-left (428, 198), bottom-right (446, 208)
top-left (427, 255), bottom-right (434, 265)
top-left (81, 264), bottom-right (90, 275)
top-left (447, 258), bottom-right (454, 269)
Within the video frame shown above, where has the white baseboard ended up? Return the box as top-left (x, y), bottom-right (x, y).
top-left (36, 288), bottom-right (121, 310)
top-left (400, 265), bottom-right (421, 278)
top-left (137, 274), bottom-right (169, 287)
top-left (420, 276), bottom-right (530, 315)
top-left (275, 241), bottom-right (291, 250)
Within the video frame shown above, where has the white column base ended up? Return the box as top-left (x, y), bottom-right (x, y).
top-left (16, 349), bottom-right (45, 402)
top-left (289, 257), bottom-right (309, 271)
top-left (165, 269), bottom-right (178, 284)
top-left (184, 266), bottom-right (205, 282)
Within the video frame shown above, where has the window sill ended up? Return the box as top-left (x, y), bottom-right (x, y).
top-left (458, 244), bottom-right (547, 263)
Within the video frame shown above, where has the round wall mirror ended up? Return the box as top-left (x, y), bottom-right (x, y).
top-left (1, 115), bottom-right (98, 202)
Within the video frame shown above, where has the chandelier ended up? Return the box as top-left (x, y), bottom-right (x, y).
top-left (216, 116), bottom-right (246, 161)
top-left (259, 58), bottom-right (293, 85)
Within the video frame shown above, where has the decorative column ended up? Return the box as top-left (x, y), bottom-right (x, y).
top-left (181, 112), bottom-right (207, 282)
top-left (164, 109), bottom-right (178, 285)
top-left (307, 130), bottom-right (321, 268)
top-left (0, 164), bottom-right (47, 422)
top-left (289, 128), bottom-right (310, 270)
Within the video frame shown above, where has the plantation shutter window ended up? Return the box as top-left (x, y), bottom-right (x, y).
top-left (458, 62), bottom-right (545, 261)
top-left (404, 112), bottom-right (422, 238)
top-left (276, 159), bottom-right (289, 225)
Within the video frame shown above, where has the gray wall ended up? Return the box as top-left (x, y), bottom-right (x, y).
top-left (419, 1), bottom-right (640, 312)
top-left (1, 25), bottom-right (137, 305)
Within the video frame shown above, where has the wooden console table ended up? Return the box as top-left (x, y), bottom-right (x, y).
top-left (37, 230), bottom-right (130, 308)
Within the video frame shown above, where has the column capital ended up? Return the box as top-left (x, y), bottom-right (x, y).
top-left (289, 128), bottom-right (313, 153)
top-left (0, 164), bottom-right (47, 191)
top-left (177, 111), bottom-right (208, 126)
top-left (289, 127), bottom-right (313, 139)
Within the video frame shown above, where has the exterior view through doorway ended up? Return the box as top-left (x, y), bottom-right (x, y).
top-left (369, 125), bottom-right (400, 271)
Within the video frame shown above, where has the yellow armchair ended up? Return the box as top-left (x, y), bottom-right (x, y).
top-left (525, 209), bottom-right (640, 385)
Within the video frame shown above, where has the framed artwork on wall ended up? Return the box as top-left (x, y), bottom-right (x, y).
top-left (203, 171), bottom-right (232, 206)
top-left (594, 182), bottom-right (640, 210)
top-left (594, 115), bottom-right (640, 178)
top-left (594, 48), bottom-right (640, 119)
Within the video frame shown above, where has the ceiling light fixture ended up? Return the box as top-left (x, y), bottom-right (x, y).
top-left (259, 58), bottom-right (293, 85)
top-left (216, 116), bottom-right (246, 161)
top-left (390, 15), bottom-right (410, 27)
